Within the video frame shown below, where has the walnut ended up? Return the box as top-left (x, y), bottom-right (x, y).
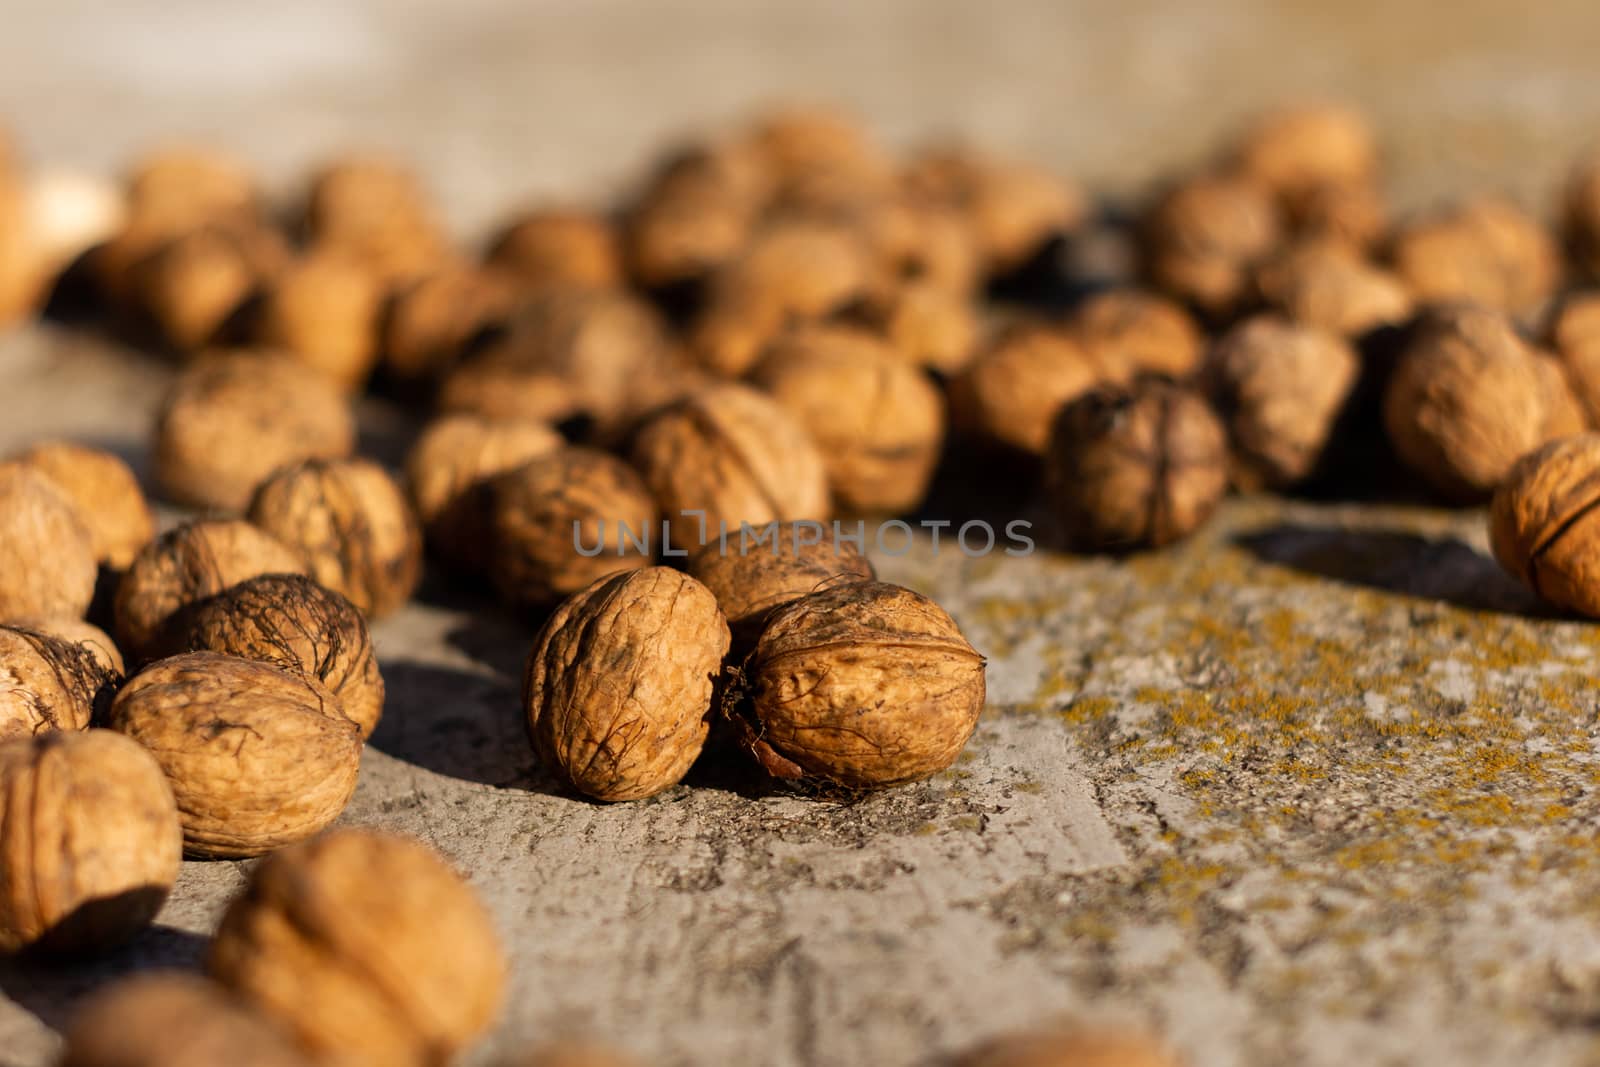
top-left (11, 440), bottom-right (153, 569)
top-left (507, 1042), bottom-right (642, 1067)
top-left (302, 158), bottom-right (449, 285)
top-left (1071, 288), bottom-right (1205, 381)
top-left (748, 105), bottom-right (890, 192)
top-left (1206, 315), bottom-right (1361, 489)
top-left (126, 148), bottom-right (260, 231)
top-left (949, 323), bottom-right (1108, 457)
top-left (1232, 103), bottom-right (1378, 199)
top-left (750, 325), bottom-right (944, 514)
top-left (1563, 154), bottom-right (1600, 280)
top-left (0, 463), bottom-right (97, 620)
top-left (253, 250), bottom-right (385, 391)
top-left (247, 458), bottom-right (423, 619)
top-left (406, 413), bottom-right (564, 571)
top-left (523, 567), bottom-right (728, 801)
top-left (381, 266), bottom-right (516, 389)
top-left (629, 382), bottom-right (830, 550)
top-left (5, 616), bottom-right (123, 675)
top-left (132, 222), bottom-right (289, 353)
top-left (737, 581), bottom-right (983, 788)
top-left (840, 279), bottom-right (980, 374)
top-left (905, 147), bottom-right (1086, 274)
top-left (113, 518), bottom-right (308, 663)
top-left (953, 1028), bottom-right (1181, 1067)
top-left (688, 520), bottom-right (874, 654)
top-left (1383, 305), bottom-right (1570, 501)
top-left (623, 138), bottom-right (770, 290)
top-left (1254, 239), bottom-right (1413, 336)
top-left (0, 625), bottom-right (120, 743)
top-left (60, 972), bottom-right (314, 1067)
top-left (487, 208), bottom-right (622, 293)
top-left (1286, 179), bottom-right (1389, 251)
top-left (1388, 197), bottom-right (1559, 316)
top-left (1143, 173), bottom-right (1284, 317)
top-left (1550, 294), bottom-right (1600, 425)
top-left (1491, 434), bottom-right (1600, 617)
top-left (153, 351), bottom-right (356, 512)
top-left (488, 447), bottom-right (658, 608)
top-left (177, 573), bottom-right (384, 739)
top-left (0, 729), bottom-right (180, 954)
top-left (108, 652), bottom-right (361, 858)
top-left (208, 828), bottom-right (507, 1067)
top-left (1043, 379), bottom-right (1230, 550)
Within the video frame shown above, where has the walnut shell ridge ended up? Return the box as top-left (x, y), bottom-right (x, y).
top-left (0, 625), bottom-right (122, 744)
top-left (1490, 434), bottom-right (1600, 617)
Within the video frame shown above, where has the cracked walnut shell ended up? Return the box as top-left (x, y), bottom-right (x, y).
top-left (208, 828), bottom-right (506, 1067)
top-left (1490, 434), bottom-right (1600, 617)
top-left (524, 567), bottom-right (729, 801)
top-left (0, 463), bottom-right (97, 621)
top-left (0, 625), bottom-right (121, 743)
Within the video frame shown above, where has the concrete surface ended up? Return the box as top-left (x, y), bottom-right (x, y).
top-left (6, 3), bottom-right (1600, 1065)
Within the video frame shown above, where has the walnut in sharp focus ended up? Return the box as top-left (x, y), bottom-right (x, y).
top-left (488, 447), bottom-right (659, 608)
top-left (253, 249), bottom-right (385, 392)
top-left (113, 518), bottom-right (308, 664)
top-left (949, 322), bottom-right (1108, 458)
top-left (10, 440), bottom-right (153, 570)
top-left (487, 208), bottom-right (622, 294)
top-left (1143, 172), bottom-right (1283, 318)
top-left (0, 625), bottom-right (120, 743)
top-left (1043, 379), bottom-right (1230, 551)
top-left (0, 463), bottom-right (97, 620)
top-left (208, 828), bottom-right (506, 1067)
top-left (629, 382), bottom-right (831, 551)
top-left (177, 573), bottom-right (384, 739)
top-left (1490, 434), bottom-right (1600, 617)
top-left (1070, 288), bottom-right (1205, 381)
top-left (108, 651), bottom-right (361, 858)
top-left (5, 617), bottom-right (123, 675)
top-left (739, 581), bottom-right (984, 789)
top-left (523, 567), bottom-right (729, 801)
top-left (247, 458), bottom-right (423, 619)
top-left (1388, 197), bottom-right (1559, 317)
top-left (154, 351), bottom-right (356, 512)
top-left (0, 729), bottom-right (180, 955)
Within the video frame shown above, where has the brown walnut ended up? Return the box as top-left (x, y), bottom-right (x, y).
top-left (108, 651), bottom-right (361, 858)
top-left (132, 222), bottom-right (289, 353)
top-left (253, 250), bottom-right (385, 392)
top-left (1254, 239), bottom-right (1413, 337)
top-left (1388, 197), bottom-right (1558, 317)
top-left (904, 147), bottom-right (1086, 274)
top-left (0, 463), bottom-right (97, 620)
top-left (507, 1041), bottom-right (643, 1067)
top-left (1232, 103), bottom-right (1378, 199)
top-left (953, 1028), bottom-right (1181, 1067)
top-left (302, 158), bottom-right (449, 285)
top-left (1143, 173), bottom-right (1283, 317)
top-left (487, 208), bottom-right (622, 293)
top-left (1564, 154), bottom-right (1600, 280)
top-left (1490, 434), bottom-right (1600, 617)
top-left (839, 279), bottom-right (980, 374)
top-left (126, 149), bottom-right (259, 231)
top-left (0, 625), bottom-right (120, 743)
top-left (949, 322), bottom-right (1109, 457)
top-left (0, 729), bottom-right (180, 954)
top-left (1550, 294), bottom-right (1600, 426)
top-left (1043, 379), bottom-right (1229, 551)
top-left (5, 617), bottom-right (123, 675)
top-left (523, 567), bottom-right (729, 801)
top-left (11, 440), bottom-right (153, 570)
top-left (1287, 179), bottom-right (1389, 251)
top-left (623, 137), bottom-right (771, 290)
top-left (1071, 288), bottom-right (1205, 381)
top-left (247, 458), bottom-right (423, 619)
top-left (381, 266), bottom-right (516, 389)
top-left (208, 828), bottom-right (507, 1067)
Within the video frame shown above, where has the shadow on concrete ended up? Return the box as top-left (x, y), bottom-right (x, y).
top-left (0, 923), bottom-right (207, 1036)
top-left (1236, 523), bottom-right (1553, 616)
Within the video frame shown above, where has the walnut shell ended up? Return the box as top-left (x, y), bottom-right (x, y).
top-left (154, 351), bottom-right (356, 512)
top-left (406, 413), bottom-right (564, 572)
top-left (1550, 294), bottom-right (1600, 425)
top-left (1206, 314), bottom-right (1361, 489)
top-left (750, 326), bottom-right (944, 514)
top-left (953, 1028), bottom-right (1181, 1067)
top-left (247, 458), bottom-right (423, 619)
top-left (5, 617), bottom-right (123, 675)
top-left (133, 223), bottom-right (289, 353)
top-left (688, 520), bottom-right (874, 654)
top-left (1233, 103), bottom-right (1378, 199)
top-left (208, 828), bottom-right (507, 1067)
top-left (1254, 239), bottom-right (1413, 337)
top-left (1389, 197), bottom-right (1558, 317)
top-left (1564, 155), bottom-right (1600, 280)
top-left (60, 972), bottom-right (314, 1067)
top-left (624, 139), bottom-right (768, 290)
top-left (1382, 305), bottom-right (1561, 502)
top-left (127, 149), bottom-right (260, 232)
top-left (741, 581), bottom-right (984, 788)
top-left (254, 250), bottom-right (385, 392)
top-left (630, 382), bottom-right (830, 551)
top-left (488, 447), bottom-right (658, 608)
top-left (108, 652), bottom-right (361, 858)
top-left (1287, 179), bottom-right (1389, 251)
top-left (1143, 173), bottom-right (1283, 317)
top-left (0, 463), bottom-right (97, 620)
top-left (1490, 434), bottom-right (1600, 617)
top-left (114, 518), bottom-right (308, 665)
top-left (949, 323), bottom-right (1107, 457)
top-left (842, 279), bottom-right (980, 374)
top-left (705, 217), bottom-right (875, 321)
top-left (177, 574), bottom-right (384, 739)
top-left (1071, 288), bottom-right (1205, 381)
top-left (1044, 380), bottom-right (1230, 551)
top-left (0, 625), bottom-right (120, 744)
top-left (302, 159), bottom-right (449, 288)
top-left (0, 729), bottom-right (180, 954)
top-left (905, 148), bottom-right (1086, 273)
top-left (381, 266), bottom-right (515, 388)
top-left (11, 441), bottom-right (153, 569)
top-left (523, 567), bottom-right (729, 801)
top-left (487, 209), bottom-right (622, 293)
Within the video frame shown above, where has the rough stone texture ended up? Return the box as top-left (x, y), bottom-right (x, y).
top-left (6, 3), bottom-right (1600, 1066)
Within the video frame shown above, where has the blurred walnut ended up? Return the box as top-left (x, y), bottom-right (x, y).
top-left (1206, 315), bottom-right (1361, 489)
top-left (739, 581), bottom-right (985, 788)
top-left (132, 222), bottom-right (289, 353)
top-left (905, 147), bottom-right (1086, 274)
top-left (209, 828), bottom-right (506, 1067)
top-left (624, 138), bottom-right (771, 290)
top-left (1389, 197), bottom-right (1559, 316)
top-left (1551, 294), bottom-right (1600, 425)
top-left (406, 413), bottom-right (564, 572)
top-left (524, 567), bottom-right (729, 801)
top-left (751, 325), bottom-right (944, 514)
top-left (1535, 348), bottom-right (1590, 440)
top-left (1254, 239), bottom-right (1412, 336)
top-left (178, 573), bottom-right (385, 739)
top-left (488, 447), bottom-right (658, 608)
top-left (0, 729), bottom-right (180, 954)
top-left (1563, 154), bottom-right (1600, 280)
top-left (506, 1041), bottom-right (644, 1067)
top-left (113, 519), bottom-right (308, 663)
top-left (109, 652), bottom-right (361, 858)
top-left (6, 617), bottom-right (123, 675)
top-left (949, 322), bottom-right (1108, 457)
top-left (1383, 305), bottom-right (1572, 501)
top-left (0, 463), bottom-right (97, 620)
top-left (1143, 173), bottom-right (1283, 317)
top-left (1286, 179), bottom-right (1389, 251)
top-left (1232, 103), bottom-right (1378, 199)
top-left (1044, 380), bottom-right (1229, 551)
top-left (630, 382), bottom-right (831, 550)
top-left (748, 105), bottom-right (891, 194)
top-left (953, 1027), bottom-right (1182, 1067)
top-left (247, 458), bottom-right (423, 619)
top-left (1491, 435), bottom-right (1600, 617)
top-left (127, 148), bottom-right (260, 231)
top-left (381, 266), bottom-right (516, 389)
top-left (154, 351), bottom-right (356, 511)
top-left (254, 250), bottom-right (385, 391)
top-left (60, 973), bottom-right (314, 1067)
top-left (302, 157), bottom-right (450, 285)
top-left (11, 440), bottom-right (153, 569)
top-left (0, 625), bottom-right (120, 743)
top-left (487, 208), bottom-right (622, 293)
top-left (1071, 288), bottom-right (1204, 380)
top-left (688, 520), bottom-right (874, 654)
top-left (840, 279), bottom-right (980, 374)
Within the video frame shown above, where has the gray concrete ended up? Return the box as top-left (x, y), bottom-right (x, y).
top-left (6, 3), bottom-right (1600, 1065)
